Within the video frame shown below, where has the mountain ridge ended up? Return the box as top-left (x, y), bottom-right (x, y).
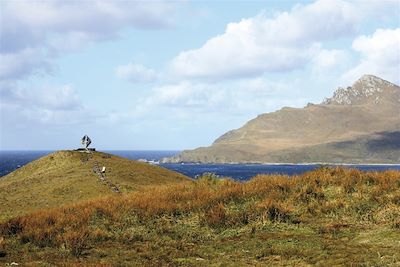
top-left (322, 75), bottom-right (399, 105)
top-left (164, 75), bottom-right (400, 164)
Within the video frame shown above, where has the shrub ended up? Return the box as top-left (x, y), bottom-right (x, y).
top-left (90, 228), bottom-right (112, 242)
top-left (195, 172), bottom-right (220, 184)
top-left (320, 199), bottom-right (345, 215)
top-left (354, 201), bottom-right (378, 222)
top-left (390, 192), bottom-right (400, 205)
top-left (317, 223), bottom-right (349, 235)
top-left (0, 236), bottom-right (5, 257)
top-left (355, 201), bottom-right (377, 215)
top-left (374, 204), bottom-right (400, 225)
top-left (296, 183), bottom-right (325, 203)
top-left (226, 209), bottom-right (254, 226)
top-left (119, 231), bottom-right (144, 244)
top-left (203, 203), bottom-right (226, 228)
top-left (63, 228), bottom-right (90, 257)
top-left (258, 200), bottom-right (292, 222)
top-left (0, 217), bottom-right (24, 236)
top-left (20, 228), bottom-right (58, 247)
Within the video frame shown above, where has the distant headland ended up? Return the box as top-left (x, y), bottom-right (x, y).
top-left (163, 75), bottom-right (400, 164)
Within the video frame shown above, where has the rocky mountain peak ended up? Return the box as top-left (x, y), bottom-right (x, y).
top-left (353, 74), bottom-right (394, 89)
top-left (322, 75), bottom-right (397, 105)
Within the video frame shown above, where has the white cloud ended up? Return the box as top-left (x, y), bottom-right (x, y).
top-left (310, 49), bottom-right (353, 80)
top-left (139, 78), bottom-right (306, 118)
top-left (0, 82), bottom-right (86, 128)
top-left (115, 64), bottom-right (158, 83)
top-left (1, 82), bottom-right (81, 109)
top-left (47, 32), bottom-right (95, 54)
top-left (343, 28), bottom-right (400, 84)
top-left (0, 1), bottom-right (177, 81)
top-left (312, 49), bottom-right (349, 71)
top-left (0, 48), bottom-right (53, 80)
top-left (168, 0), bottom-right (399, 81)
top-left (31, 85), bottom-right (82, 111)
top-left (169, 0), bottom-right (360, 80)
top-left (1, 1), bottom-right (175, 53)
top-left (143, 82), bottom-right (221, 110)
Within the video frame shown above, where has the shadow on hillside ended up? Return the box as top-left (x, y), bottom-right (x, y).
top-left (331, 131), bottom-right (400, 152)
top-left (367, 131), bottom-right (400, 151)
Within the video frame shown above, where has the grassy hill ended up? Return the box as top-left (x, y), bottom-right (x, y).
top-left (1, 168), bottom-right (399, 266)
top-left (0, 150), bottom-right (191, 221)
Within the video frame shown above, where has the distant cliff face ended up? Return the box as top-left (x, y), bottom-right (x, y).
top-left (164, 75), bottom-right (400, 164)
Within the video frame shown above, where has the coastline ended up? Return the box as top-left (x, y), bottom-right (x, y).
top-left (161, 160), bottom-right (400, 166)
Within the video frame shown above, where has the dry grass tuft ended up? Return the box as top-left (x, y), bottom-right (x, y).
top-left (0, 236), bottom-right (5, 257)
top-left (258, 200), bottom-right (293, 222)
top-left (203, 203), bottom-right (226, 228)
top-left (63, 228), bottom-right (90, 257)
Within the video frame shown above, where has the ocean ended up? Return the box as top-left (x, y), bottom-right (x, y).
top-left (1, 150), bottom-right (400, 180)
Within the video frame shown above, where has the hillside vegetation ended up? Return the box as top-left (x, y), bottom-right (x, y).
top-left (1, 168), bottom-right (399, 266)
top-left (0, 150), bottom-right (191, 221)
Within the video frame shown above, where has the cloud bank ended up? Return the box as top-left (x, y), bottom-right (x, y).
top-left (168, 0), bottom-right (398, 82)
top-left (0, 0), bottom-right (177, 81)
top-left (115, 64), bottom-right (158, 83)
top-left (343, 28), bottom-right (400, 84)
top-left (169, 0), bottom-right (359, 80)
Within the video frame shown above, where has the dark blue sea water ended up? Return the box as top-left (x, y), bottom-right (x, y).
top-left (1, 150), bottom-right (400, 180)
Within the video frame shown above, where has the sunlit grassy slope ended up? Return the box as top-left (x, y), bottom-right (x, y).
top-left (0, 150), bottom-right (191, 220)
top-left (1, 168), bottom-right (399, 266)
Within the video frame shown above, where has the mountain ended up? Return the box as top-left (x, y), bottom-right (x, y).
top-left (164, 75), bottom-right (400, 164)
top-left (0, 150), bottom-right (191, 220)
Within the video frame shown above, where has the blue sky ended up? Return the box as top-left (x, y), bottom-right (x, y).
top-left (1, 0), bottom-right (399, 150)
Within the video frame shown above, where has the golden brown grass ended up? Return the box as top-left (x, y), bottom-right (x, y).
top-left (1, 167), bottom-right (400, 266)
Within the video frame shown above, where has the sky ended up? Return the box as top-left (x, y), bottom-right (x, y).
top-left (0, 0), bottom-right (399, 150)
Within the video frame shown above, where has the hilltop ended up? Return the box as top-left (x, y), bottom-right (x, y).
top-left (0, 150), bottom-right (191, 220)
top-left (1, 168), bottom-right (399, 265)
top-left (164, 75), bottom-right (400, 163)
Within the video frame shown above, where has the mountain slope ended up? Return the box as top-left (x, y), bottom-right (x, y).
top-left (0, 150), bottom-right (191, 220)
top-left (164, 75), bottom-right (400, 163)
